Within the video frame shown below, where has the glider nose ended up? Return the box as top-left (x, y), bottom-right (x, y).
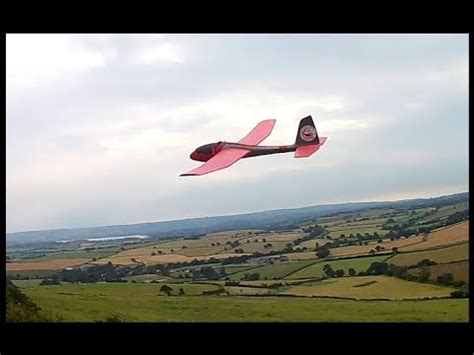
top-left (190, 151), bottom-right (199, 160)
top-left (190, 150), bottom-right (207, 162)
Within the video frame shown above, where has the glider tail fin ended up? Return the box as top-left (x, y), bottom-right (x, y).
top-left (295, 115), bottom-right (320, 146)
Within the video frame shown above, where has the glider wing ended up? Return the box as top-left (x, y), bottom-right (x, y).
top-left (180, 148), bottom-right (250, 176)
top-left (238, 119), bottom-right (276, 145)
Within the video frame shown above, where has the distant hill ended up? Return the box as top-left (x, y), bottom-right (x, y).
top-left (6, 192), bottom-right (468, 245)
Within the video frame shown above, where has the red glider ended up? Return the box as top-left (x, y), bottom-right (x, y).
top-left (180, 115), bottom-right (327, 176)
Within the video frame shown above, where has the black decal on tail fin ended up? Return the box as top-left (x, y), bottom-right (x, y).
top-left (295, 115), bottom-right (319, 146)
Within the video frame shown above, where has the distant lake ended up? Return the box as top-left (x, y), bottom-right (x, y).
top-left (86, 235), bottom-right (150, 242)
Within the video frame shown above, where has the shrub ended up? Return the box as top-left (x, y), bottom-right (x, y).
top-left (243, 272), bottom-right (260, 281)
top-left (417, 268), bottom-right (431, 283)
top-left (450, 290), bottom-right (469, 298)
top-left (100, 314), bottom-right (124, 322)
top-left (268, 283), bottom-right (284, 289)
top-left (453, 280), bottom-right (466, 287)
top-left (415, 259), bottom-right (437, 268)
top-left (437, 273), bottom-right (454, 286)
top-left (202, 288), bottom-right (225, 296)
top-left (40, 277), bottom-right (60, 286)
top-left (225, 281), bottom-right (240, 286)
top-left (366, 262), bottom-right (389, 275)
top-left (160, 284), bottom-right (173, 296)
top-left (316, 247), bottom-right (330, 258)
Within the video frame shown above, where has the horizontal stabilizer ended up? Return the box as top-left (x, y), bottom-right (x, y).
top-left (294, 137), bottom-right (327, 158)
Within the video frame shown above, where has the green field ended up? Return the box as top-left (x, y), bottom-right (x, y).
top-left (327, 226), bottom-right (385, 237)
top-left (11, 240), bottom-right (166, 263)
top-left (124, 274), bottom-right (175, 283)
top-left (288, 255), bottom-right (387, 279)
top-left (388, 243), bottom-right (469, 266)
top-left (222, 264), bottom-right (260, 275)
top-left (281, 275), bottom-right (456, 300)
top-left (174, 245), bottom-right (227, 257)
top-left (232, 279), bottom-right (314, 287)
top-left (228, 259), bottom-right (319, 281)
top-left (14, 247), bottom-right (123, 262)
top-left (170, 263), bottom-right (222, 277)
top-left (12, 279), bottom-right (44, 288)
top-left (152, 234), bottom-right (246, 251)
top-left (239, 232), bottom-right (303, 243)
top-left (170, 263), bottom-right (260, 279)
top-left (19, 282), bottom-right (468, 322)
top-left (234, 241), bottom-right (289, 253)
top-left (411, 260), bottom-right (469, 284)
top-left (418, 203), bottom-right (468, 223)
top-left (224, 286), bottom-right (272, 296)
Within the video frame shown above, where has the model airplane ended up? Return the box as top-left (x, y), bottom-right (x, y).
top-left (180, 115), bottom-right (327, 176)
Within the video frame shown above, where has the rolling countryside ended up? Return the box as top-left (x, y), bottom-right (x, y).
top-left (6, 192), bottom-right (469, 322)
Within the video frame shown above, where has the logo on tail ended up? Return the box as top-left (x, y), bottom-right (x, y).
top-left (300, 125), bottom-right (317, 142)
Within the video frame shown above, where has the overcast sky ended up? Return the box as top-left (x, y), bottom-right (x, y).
top-left (6, 34), bottom-right (469, 233)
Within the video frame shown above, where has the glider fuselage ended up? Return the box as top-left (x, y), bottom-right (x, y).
top-left (190, 142), bottom-right (297, 162)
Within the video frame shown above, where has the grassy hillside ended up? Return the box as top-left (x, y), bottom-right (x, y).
top-left (411, 260), bottom-right (469, 284)
top-left (20, 282), bottom-right (468, 322)
top-left (7, 193), bottom-right (468, 323)
top-left (6, 258), bottom-right (92, 271)
top-left (329, 236), bottom-right (425, 257)
top-left (288, 255), bottom-right (387, 279)
top-left (227, 259), bottom-right (318, 281)
top-left (124, 274), bottom-right (174, 283)
top-left (281, 275), bottom-right (456, 300)
top-left (399, 221), bottom-right (469, 252)
top-left (12, 247), bottom-right (122, 262)
top-left (388, 243), bottom-right (469, 266)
